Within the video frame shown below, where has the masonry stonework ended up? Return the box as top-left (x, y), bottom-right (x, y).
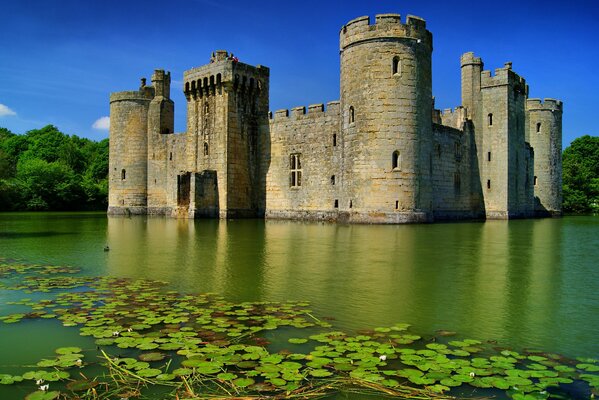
top-left (108, 13), bottom-right (562, 223)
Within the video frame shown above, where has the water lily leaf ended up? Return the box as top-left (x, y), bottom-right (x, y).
top-left (135, 368), bottom-right (162, 378)
top-left (310, 369), bottom-right (333, 377)
top-left (37, 359), bottom-right (58, 368)
top-left (0, 374), bottom-right (23, 385)
top-left (233, 377), bottom-right (255, 387)
top-left (156, 374), bottom-right (176, 381)
top-left (55, 347), bottom-right (82, 355)
top-left (217, 372), bottom-right (236, 381)
top-left (25, 391), bottom-right (60, 400)
top-left (577, 363), bottom-right (599, 372)
top-left (288, 338), bottom-right (308, 344)
top-left (269, 377), bottom-right (287, 386)
top-left (172, 368), bottom-right (193, 376)
top-left (440, 378), bottom-right (461, 387)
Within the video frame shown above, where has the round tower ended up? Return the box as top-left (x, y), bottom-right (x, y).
top-left (107, 84), bottom-right (154, 215)
top-left (526, 98), bottom-right (563, 216)
top-left (339, 14), bottom-right (433, 223)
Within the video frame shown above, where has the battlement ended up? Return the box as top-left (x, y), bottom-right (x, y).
top-left (436, 106), bottom-right (467, 130)
top-left (526, 98), bottom-right (563, 112)
top-left (183, 51), bottom-right (269, 100)
top-left (269, 101), bottom-right (340, 121)
top-left (339, 14), bottom-right (431, 50)
top-left (481, 63), bottom-right (526, 89)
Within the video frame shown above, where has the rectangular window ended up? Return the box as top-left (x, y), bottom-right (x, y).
top-left (487, 151), bottom-right (491, 162)
top-left (487, 179), bottom-right (491, 189)
top-left (290, 153), bottom-right (302, 187)
top-left (534, 176), bottom-right (538, 186)
top-left (333, 134), bottom-right (337, 147)
top-left (334, 199), bottom-right (339, 208)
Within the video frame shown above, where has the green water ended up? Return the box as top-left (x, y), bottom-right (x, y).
top-left (1, 213), bottom-right (598, 397)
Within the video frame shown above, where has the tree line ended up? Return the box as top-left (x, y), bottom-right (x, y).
top-left (0, 125), bottom-right (597, 214)
top-left (0, 125), bottom-right (108, 211)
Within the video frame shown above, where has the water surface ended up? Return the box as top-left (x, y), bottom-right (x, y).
top-left (1, 213), bottom-right (598, 376)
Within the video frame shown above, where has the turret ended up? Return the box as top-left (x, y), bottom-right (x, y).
top-left (147, 69), bottom-right (175, 213)
top-left (339, 14), bottom-right (433, 222)
top-left (526, 98), bottom-right (563, 216)
top-left (460, 52), bottom-right (483, 126)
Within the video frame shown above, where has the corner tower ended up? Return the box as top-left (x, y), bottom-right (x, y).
top-left (526, 98), bottom-right (563, 216)
top-left (108, 83), bottom-right (154, 215)
top-left (339, 14), bottom-right (433, 223)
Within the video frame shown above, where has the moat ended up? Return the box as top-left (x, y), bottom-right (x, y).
top-left (1, 213), bottom-right (598, 398)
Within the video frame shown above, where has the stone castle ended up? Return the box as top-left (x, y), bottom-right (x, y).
top-left (108, 13), bottom-right (562, 223)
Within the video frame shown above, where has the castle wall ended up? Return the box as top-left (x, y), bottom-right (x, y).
top-left (265, 102), bottom-right (342, 221)
top-left (431, 121), bottom-right (482, 220)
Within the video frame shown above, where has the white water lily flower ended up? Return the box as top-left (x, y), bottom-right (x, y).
top-left (112, 331), bottom-right (120, 336)
top-left (469, 372), bottom-right (475, 377)
top-left (39, 384), bottom-right (49, 391)
top-left (36, 379), bottom-right (44, 385)
top-left (379, 355), bottom-right (387, 361)
top-left (75, 359), bottom-right (83, 366)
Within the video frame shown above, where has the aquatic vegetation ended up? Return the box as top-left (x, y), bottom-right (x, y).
top-left (0, 260), bottom-right (598, 399)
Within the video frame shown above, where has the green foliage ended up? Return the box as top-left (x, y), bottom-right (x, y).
top-left (562, 135), bottom-right (599, 214)
top-left (0, 125), bottom-right (108, 211)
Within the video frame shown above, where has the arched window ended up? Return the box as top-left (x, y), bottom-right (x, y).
top-left (488, 113), bottom-right (493, 126)
top-left (392, 150), bottom-right (401, 170)
top-left (349, 106), bottom-right (355, 124)
top-left (534, 176), bottom-right (538, 186)
top-left (392, 56), bottom-right (401, 75)
top-left (536, 122), bottom-right (541, 133)
top-left (121, 169), bottom-right (126, 180)
top-left (203, 142), bottom-right (209, 156)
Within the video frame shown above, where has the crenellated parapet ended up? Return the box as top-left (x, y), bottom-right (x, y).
top-left (526, 98), bottom-right (563, 112)
top-left (437, 106), bottom-right (468, 130)
top-left (183, 50), bottom-right (269, 100)
top-left (269, 101), bottom-right (340, 121)
top-left (340, 14), bottom-right (431, 51)
top-left (481, 62), bottom-right (527, 94)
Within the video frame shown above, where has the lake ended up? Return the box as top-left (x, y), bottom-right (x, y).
top-left (1, 213), bottom-right (598, 398)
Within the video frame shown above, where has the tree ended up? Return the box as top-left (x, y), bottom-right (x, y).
top-left (562, 135), bottom-right (599, 214)
top-left (0, 125), bottom-right (109, 211)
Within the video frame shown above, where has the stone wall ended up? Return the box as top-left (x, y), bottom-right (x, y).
top-left (265, 102), bottom-right (341, 220)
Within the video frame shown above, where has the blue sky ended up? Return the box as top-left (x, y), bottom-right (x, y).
top-left (0, 0), bottom-right (597, 147)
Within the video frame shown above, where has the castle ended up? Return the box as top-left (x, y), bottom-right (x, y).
top-left (108, 13), bottom-right (562, 223)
